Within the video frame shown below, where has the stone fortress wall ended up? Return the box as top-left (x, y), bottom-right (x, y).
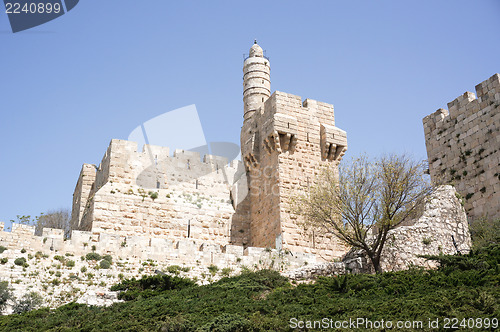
top-left (0, 223), bottom-right (314, 270)
top-left (0, 43), bottom-right (482, 309)
top-left (71, 139), bottom-right (250, 247)
top-left (423, 73), bottom-right (500, 221)
top-left (240, 42), bottom-right (349, 262)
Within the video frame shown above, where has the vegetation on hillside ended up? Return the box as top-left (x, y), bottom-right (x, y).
top-left (0, 242), bottom-right (497, 331)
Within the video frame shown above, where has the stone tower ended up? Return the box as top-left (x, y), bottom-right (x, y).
top-left (243, 41), bottom-right (271, 121)
top-left (241, 42), bottom-right (349, 260)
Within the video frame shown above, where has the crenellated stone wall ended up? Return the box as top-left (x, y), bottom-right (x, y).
top-left (240, 90), bottom-right (349, 262)
top-left (0, 222), bottom-right (315, 313)
top-left (71, 139), bottom-right (250, 247)
top-left (423, 73), bottom-right (500, 221)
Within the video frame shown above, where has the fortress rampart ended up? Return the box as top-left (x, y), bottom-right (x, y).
top-left (71, 139), bottom-right (250, 247)
top-left (0, 223), bottom-right (314, 270)
top-left (423, 73), bottom-right (500, 221)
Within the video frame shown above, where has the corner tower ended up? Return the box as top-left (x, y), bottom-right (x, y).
top-left (240, 42), bottom-right (349, 261)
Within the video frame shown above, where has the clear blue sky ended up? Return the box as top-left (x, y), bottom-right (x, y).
top-left (0, 1), bottom-right (499, 226)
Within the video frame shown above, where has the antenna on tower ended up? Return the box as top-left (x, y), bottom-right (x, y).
top-left (254, 39), bottom-right (257, 44)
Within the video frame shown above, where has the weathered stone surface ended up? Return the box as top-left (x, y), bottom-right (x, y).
top-left (423, 73), bottom-right (500, 221)
top-left (285, 185), bottom-right (471, 280)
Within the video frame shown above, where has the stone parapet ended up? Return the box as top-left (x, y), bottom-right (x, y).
top-left (423, 73), bottom-right (500, 221)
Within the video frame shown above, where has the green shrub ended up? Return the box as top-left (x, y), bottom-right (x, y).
top-left (0, 281), bottom-right (12, 312)
top-left (166, 265), bottom-right (181, 275)
top-left (53, 255), bottom-right (65, 262)
top-left (200, 313), bottom-right (250, 332)
top-left (207, 264), bottom-right (218, 275)
top-left (66, 260), bottom-right (75, 268)
top-left (20, 248), bottom-right (26, 254)
top-left (14, 257), bottom-right (27, 266)
top-left (99, 259), bottom-right (111, 269)
top-left (0, 246), bottom-right (7, 253)
top-left (111, 274), bottom-right (196, 301)
top-left (220, 267), bottom-right (232, 277)
top-left (469, 218), bottom-right (500, 249)
top-left (80, 266), bottom-right (87, 273)
top-left (102, 255), bottom-right (112, 264)
top-left (86, 252), bottom-right (102, 261)
top-left (0, 258), bottom-right (7, 264)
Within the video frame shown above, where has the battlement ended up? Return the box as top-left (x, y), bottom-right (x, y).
top-left (0, 223), bottom-right (314, 271)
top-left (423, 73), bottom-right (500, 221)
top-left (423, 73), bottom-right (500, 130)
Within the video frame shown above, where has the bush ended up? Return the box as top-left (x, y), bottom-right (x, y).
top-left (469, 218), bottom-right (500, 249)
top-left (53, 255), bottom-right (65, 262)
top-left (80, 266), bottom-right (87, 273)
top-left (66, 260), bottom-right (75, 268)
top-left (0, 246), bottom-right (7, 253)
top-left (207, 264), bottom-right (218, 275)
top-left (13, 291), bottom-right (43, 314)
top-left (111, 274), bottom-right (196, 301)
top-left (166, 265), bottom-right (181, 275)
top-left (86, 252), bottom-right (102, 261)
top-left (0, 258), bottom-right (8, 264)
top-left (20, 248), bottom-right (26, 254)
top-left (200, 313), bottom-right (250, 332)
top-left (99, 259), bottom-right (111, 269)
top-left (102, 255), bottom-right (112, 264)
top-left (0, 281), bottom-right (12, 312)
top-left (14, 257), bottom-right (27, 267)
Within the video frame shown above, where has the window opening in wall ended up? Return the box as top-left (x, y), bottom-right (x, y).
top-left (196, 179), bottom-right (198, 189)
top-left (156, 181), bottom-right (160, 189)
top-left (154, 155), bottom-right (158, 165)
top-left (187, 159), bottom-right (190, 169)
top-left (187, 220), bottom-right (191, 238)
top-left (307, 133), bottom-right (309, 142)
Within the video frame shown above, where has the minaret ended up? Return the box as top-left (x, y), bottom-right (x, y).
top-left (243, 41), bottom-right (271, 121)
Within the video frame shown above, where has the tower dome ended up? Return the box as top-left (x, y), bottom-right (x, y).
top-left (243, 41), bottom-right (270, 121)
top-left (249, 42), bottom-right (264, 57)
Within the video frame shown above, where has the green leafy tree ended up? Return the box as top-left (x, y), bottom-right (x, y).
top-left (295, 154), bottom-right (433, 273)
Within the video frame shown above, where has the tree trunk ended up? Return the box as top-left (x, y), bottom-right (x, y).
top-left (369, 255), bottom-right (383, 274)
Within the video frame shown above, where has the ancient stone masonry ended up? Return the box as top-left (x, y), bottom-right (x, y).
top-left (67, 42), bottom-right (350, 263)
top-left (423, 74), bottom-right (500, 221)
top-left (0, 222), bottom-right (314, 312)
top-left (71, 139), bottom-right (249, 247)
top-left (285, 185), bottom-right (471, 280)
top-left (241, 42), bottom-right (349, 261)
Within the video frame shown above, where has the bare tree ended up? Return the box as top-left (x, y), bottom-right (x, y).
top-left (295, 154), bottom-right (433, 273)
top-left (34, 209), bottom-right (71, 238)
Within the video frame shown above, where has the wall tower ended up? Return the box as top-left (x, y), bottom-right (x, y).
top-left (240, 42), bottom-right (349, 260)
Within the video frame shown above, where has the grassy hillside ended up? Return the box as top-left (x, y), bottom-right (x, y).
top-left (0, 244), bottom-right (498, 331)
